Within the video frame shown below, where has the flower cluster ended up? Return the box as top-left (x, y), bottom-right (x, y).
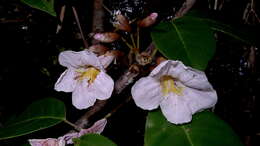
top-left (26, 5), bottom-right (219, 146)
top-left (55, 48), bottom-right (217, 124)
top-left (54, 12), bottom-right (217, 125)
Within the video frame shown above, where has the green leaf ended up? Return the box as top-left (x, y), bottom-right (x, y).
top-left (73, 134), bottom-right (117, 146)
top-left (145, 111), bottom-right (243, 146)
top-left (0, 98), bottom-right (66, 140)
top-left (21, 0), bottom-right (56, 17)
top-left (22, 143), bottom-right (31, 146)
top-left (151, 16), bottom-right (216, 70)
top-left (185, 11), bottom-right (258, 45)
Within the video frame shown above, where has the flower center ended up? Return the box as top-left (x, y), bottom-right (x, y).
top-left (160, 75), bottom-right (183, 96)
top-left (75, 67), bottom-right (100, 84)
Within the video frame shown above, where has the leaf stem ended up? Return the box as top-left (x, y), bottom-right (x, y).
top-left (64, 119), bottom-right (82, 131)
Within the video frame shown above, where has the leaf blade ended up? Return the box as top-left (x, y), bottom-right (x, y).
top-left (151, 16), bottom-right (216, 70)
top-left (0, 98), bottom-right (66, 140)
top-left (21, 0), bottom-right (56, 17)
top-left (145, 111), bottom-right (243, 146)
top-left (73, 134), bottom-right (117, 146)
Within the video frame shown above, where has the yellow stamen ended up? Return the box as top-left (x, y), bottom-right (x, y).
top-left (160, 75), bottom-right (183, 96)
top-left (75, 67), bottom-right (100, 84)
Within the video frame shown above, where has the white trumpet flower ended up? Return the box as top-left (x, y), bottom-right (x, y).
top-left (55, 50), bottom-right (114, 109)
top-left (131, 60), bottom-right (217, 124)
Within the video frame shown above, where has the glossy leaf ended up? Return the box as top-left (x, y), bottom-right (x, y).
top-left (0, 98), bottom-right (66, 140)
top-left (21, 0), bottom-right (56, 17)
top-left (145, 111), bottom-right (243, 146)
top-left (185, 11), bottom-right (258, 45)
top-left (73, 134), bottom-right (117, 146)
top-left (151, 16), bottom-right (216, 70)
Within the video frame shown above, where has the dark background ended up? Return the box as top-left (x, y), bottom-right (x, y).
top-left (0, 0), bottom-right (260, 145)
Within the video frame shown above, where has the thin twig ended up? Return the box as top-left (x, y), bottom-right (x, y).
top-left (72, 6), bottom-right (89, 48)
top-left (104, 96), bottom-right (132, 119)
top-left (102, 3), bottom-right (112, 14)
top-left (0, 19), bottom-right (24, 23)
top-left (114, 64), bottom-right (140, 94)
top-left (74, 100), bottom-right (107, 129)
top-left (92, 0), bottom-right (105, 44)
top-left (214, 0), bottom-right (218, 10)
top-left (137, 27), bottom-right (140, 49)
top-left (56, 5), bottom-right (66, 34)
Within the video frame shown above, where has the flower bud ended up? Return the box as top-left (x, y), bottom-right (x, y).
top-left (89, 44), bottom-right (109, 55)
top-left (113, 14), bottom-right (131, 32)
top-left (94, 32), bottom-right (120, 43)
top-left (138, 13), bottom-right (158, 27)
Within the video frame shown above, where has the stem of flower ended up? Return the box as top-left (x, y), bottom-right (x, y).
top-left (64, 119), bottom-right (82, 131)
top-left (102, 3), bottom-right (112, 14)
top-left (130, 34), bottom-right (136, 48)
top-left (121, 37), bottom-right (134, 50)
top-left (72, 6), bottom-right (89, 49)
top-left (151, 47), bottom-right (158, 58)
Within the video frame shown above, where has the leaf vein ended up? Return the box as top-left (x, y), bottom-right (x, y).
top-left (182, 125), bottom-right (195, 146)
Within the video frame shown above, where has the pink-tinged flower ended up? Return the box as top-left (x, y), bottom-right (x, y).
top-left (63, 118), bottom-right (107, 144)
top-left (28, 119), bottom-right (107, 146)
top-left (131, 60), bottom-right (217, 124)
top-left (29, 138), bottom-right (65, 146)
top-left (55, 50), bottom-right (114, 109)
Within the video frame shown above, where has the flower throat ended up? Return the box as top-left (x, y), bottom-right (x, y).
top-left (160, 75), bottom-right (183, 96)
top-left (76, 67), bottom-right (100, 84)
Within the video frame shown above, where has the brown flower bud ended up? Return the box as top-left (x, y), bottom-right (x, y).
top-left (93, 32), bottom-right (120, 43)
top-left (138, 13), bottom-right (158, 27)
top-left (113, 14), bottom-right (131, 32)
top-left (106, 50), bottom-right (124, 57)
top-left (89, 44), bottom-right (109, 55)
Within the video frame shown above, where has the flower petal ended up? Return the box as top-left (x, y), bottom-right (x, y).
top-left (62, 119), bottom-right (107, 144)
top-left (58, 50), bottom-right (103, 70)
top-left (131, 77), bottom-right (162, 110)
top-left (178, 67), bottom-right (213, 90)
top-left (160, 94), bottom-right (192, 124)
top-left (98, 55), bottom-right (115, 68)
top-left (29, 138), bottom-right (65, 146)
top-left (79, 118), bottom-right (107, 136)
top-left (150, 60), bottom-right (170, 76)
top-left (55, 69), bottom-right (77, 92)
top-left (182, 87), bottom-right (217, 114)
top-left (89, 71), bottom-right (114, 100)
top-left (72, 81), bottom-right (96, 109)
top-left (151, 61), bottom-right (186, 79)
top-left (152, 60), bottom-right (214, 90)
